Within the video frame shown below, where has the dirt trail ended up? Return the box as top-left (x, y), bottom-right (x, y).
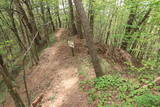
top-left (5, 28), bottom-right (91, 107)
top-left (40, 29), bottom-right (91, 107)
top-left (30, 29), bottom-right (90, 107)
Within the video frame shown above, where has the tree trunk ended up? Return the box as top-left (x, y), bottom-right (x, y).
top-left (75, 11), bottom-right (83, 39)
top-left (62, 0), bottom-right (68, 28)
top-left (105, 14), bottom-right (114, 44)
top-left (88, 0), bottom-right (95, 33)
top-left (68, 0), bottom-right (77, 35)
top-left (74, 0), bottom-right (103, 77)
top-left (7, 10), bottom-right (26, 51)
top-left (121, 8), bottom-right (151, 50)
top-left (55, 0), bottom-right (62, 28)
top-left (39, 1), bottom-right (49, 43)
top-left (121, 9), bottom-right (136, 50)
top-left (0, 55), bottom-right (25, 107)
top-left (22, 0), bottom-right (42, 45)
top-left (47, 5), bottom-right (56, 32)
top-left (14, 0), bottom-right (39, 64)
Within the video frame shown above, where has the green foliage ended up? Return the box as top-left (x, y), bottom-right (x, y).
top-left (0, 0), bottom-right (10, 9)
top-left (135, 93), bottom-right (160, 107)
top-left (128, 58), bottom-right (160, 73)
top-left (0, 40), bottom-right (13, 54)
top-left (48, 33), bottom-right (56, 45)
top-left (0, 0), bottom-right (160, 106)
top-left (80, 74), bottom-right (160, 106)
top-left (94, 75), bottom-right (123, 90)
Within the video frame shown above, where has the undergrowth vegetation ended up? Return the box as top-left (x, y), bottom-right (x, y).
top-left (1, 0), bottom-right (160, 106)
top-left (80, 75), bottom-right (160, 107)
top-left (79, 57), bottom-right (160, 107)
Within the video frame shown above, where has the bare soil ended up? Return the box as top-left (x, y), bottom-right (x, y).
top-left (4, 29), bottom-right (93, 107)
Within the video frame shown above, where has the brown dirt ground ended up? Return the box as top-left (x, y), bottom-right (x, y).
top-left (4, 28), bottom-right (94, 107)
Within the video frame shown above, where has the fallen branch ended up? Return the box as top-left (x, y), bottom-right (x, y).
top-left (31, 94), bottom-right (44, 107)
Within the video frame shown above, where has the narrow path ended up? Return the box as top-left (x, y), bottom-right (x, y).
top-left (40, 29), bottom-right (90, 107)
top-left (4, 29), bottom-right (92, 107)
top-left (28, 29), bottom-right (90, 107)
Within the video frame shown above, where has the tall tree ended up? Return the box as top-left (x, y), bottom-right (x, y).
top-left (88, 0), bottom-right (95, 33)
top-left (121, 1), bottom-right (152, 50)
top-left (7, 10), bottom-right (26, 51)
top-left (74, 0), bottom-right (103, 77)
top-left (0, 55), bottom-right (25, 107)
top-left (68, 0), bottom-right (77, 35)
top-left (75, 11), bottom-right (83, 38)
top-left (13, 0), bottom-right (39, 64)
top-left (46, 4), bottom-right (56, 32)
top-left (121, 8), bottom-right (137, 50)
top-left (55, 0), bottom-right (62, 28)
top-left (22, 0), bottom-right (42, 45)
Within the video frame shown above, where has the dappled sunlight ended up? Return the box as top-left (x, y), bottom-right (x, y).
top-left (42, 66), bottom-right (81, 107)
top-left (61, 77), bottom-right (78, 90)
top-left (51, 77), bottom-right (79, 107)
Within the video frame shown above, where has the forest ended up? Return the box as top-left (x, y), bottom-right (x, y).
top-left (0, 0), bottom-right (160, 107)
